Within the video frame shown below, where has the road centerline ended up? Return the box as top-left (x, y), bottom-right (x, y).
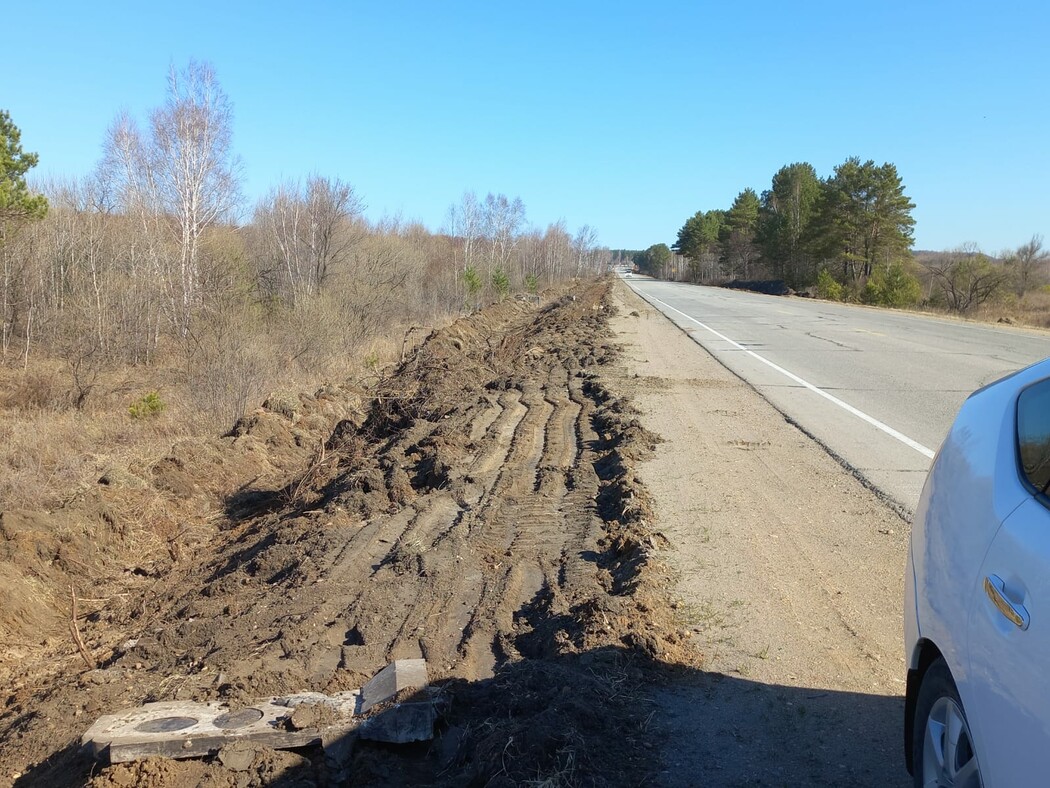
top-left (637, 290), bottom-right (936, 460)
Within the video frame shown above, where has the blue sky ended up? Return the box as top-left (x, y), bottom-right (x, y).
top-left (6, 1), bottom-right (1049, 253)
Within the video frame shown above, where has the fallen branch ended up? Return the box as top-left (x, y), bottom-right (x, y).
top-left (400, 325), bottom-right (427, 363)
top-left (70, 585), bottom-right (96, 671)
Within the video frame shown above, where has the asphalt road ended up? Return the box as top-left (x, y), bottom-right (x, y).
top-left (623, 276), bottom-right (1050, 513)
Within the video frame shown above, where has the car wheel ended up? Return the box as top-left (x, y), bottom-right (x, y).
top-left (913, 657), bottom-right (983, 788)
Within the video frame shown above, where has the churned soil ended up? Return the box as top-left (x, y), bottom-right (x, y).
top-left (1, 277), bottom-right (918, 787)
top-left (0, 280), bottom-right (696, 787)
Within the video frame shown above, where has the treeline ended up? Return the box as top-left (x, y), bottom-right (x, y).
top-left (639, 158), bottom-right (918, 304)
top-left (0, 62), bottom-right (609, 425)
top-left (634, 158), bottom-right (1049, 314)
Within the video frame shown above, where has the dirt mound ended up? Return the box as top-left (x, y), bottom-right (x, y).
top-left (1, 280), bottom-right (695, 787)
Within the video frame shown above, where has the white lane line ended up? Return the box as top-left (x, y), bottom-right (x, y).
top-left (640, 291), bottom-right (936, 459)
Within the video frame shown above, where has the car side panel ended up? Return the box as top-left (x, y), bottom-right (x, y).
top-left (909, 373), bottom-right (1032, 775)
top-left (966, 498), bottom-right (1050, 786)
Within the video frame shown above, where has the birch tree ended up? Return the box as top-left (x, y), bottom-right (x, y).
top-left (255, 176), bottom-right (363, 302)
top-left (152, 62), bottom-right (241, 333)
top-left (101, 61), bottom-right (241, 337)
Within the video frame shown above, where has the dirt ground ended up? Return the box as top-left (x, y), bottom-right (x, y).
top-left (0, 278), bottom-right (915, 787)
top-left (607, 282), bottom-right (913, 786)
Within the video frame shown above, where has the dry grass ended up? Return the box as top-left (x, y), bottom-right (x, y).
top-left (1016, 289), bottom-right (1050, 328)
top-left (0, 314), bottom-right (418, 516)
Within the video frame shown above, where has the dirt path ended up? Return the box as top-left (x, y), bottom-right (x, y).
top-left (607, 282), bottom-right (912, 786)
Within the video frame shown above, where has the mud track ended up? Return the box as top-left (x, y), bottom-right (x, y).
top-left (2, 280), bottom-right (694, 787)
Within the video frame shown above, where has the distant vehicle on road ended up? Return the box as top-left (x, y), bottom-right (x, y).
top-left (905, 356), bottom-right (1050, 787)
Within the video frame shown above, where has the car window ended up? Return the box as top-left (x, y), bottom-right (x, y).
top-left (1017, 378), bottom-right (1050, 496)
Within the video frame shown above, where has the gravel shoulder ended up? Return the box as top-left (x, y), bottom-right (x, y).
top-left (607, 281), bottom-right (912, 786)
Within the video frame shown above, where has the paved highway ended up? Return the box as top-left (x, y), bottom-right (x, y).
top-left (623, 276), bottom-right (1050, 512)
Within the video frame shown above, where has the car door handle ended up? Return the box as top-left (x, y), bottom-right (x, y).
top-left (984, 575), bottom-right (1030, 631)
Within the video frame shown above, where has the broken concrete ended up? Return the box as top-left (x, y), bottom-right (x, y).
top-left (81, 659), bottom-right (433, 765)
top-left (358, 701), bottom-right (437, 744)
top-left (81, 698), bottom-right (327, 763)
top-left (359, 658), bottom-right (428, 713)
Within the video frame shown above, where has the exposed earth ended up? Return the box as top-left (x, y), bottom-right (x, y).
top-left (0, 278), bottom-right (912, 786)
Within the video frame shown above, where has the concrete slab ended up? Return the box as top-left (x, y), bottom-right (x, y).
top-left (360, 658), bottom-right (428, 713)
top-left (81, 699), bottom-right (326, 763)
top-left (82, 659), bottom-right (430, 764)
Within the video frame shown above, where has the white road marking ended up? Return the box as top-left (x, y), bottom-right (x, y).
top-left (638, 291), bottom-right (936, 459)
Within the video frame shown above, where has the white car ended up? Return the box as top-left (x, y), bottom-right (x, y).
top-left (905, 357), bottom-right (1050, 787)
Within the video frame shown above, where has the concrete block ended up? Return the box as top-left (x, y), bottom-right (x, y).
top-left (81, 699), bottom-right (324, 763)
top-left (358, 702), bottom-right (436, 744)
top-left (81, 659), bottom-right (427, 765)
top-left (360, 658), bottom-right (428, 713)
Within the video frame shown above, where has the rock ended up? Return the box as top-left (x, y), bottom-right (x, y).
top-left (218, 741), bottom-right (258, 772)
top-left (288, 703), bottom-right (320, 731)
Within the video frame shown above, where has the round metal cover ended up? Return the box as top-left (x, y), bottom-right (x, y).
top-left (214, 708), bottom-right (265, 729)
top-left (134, 716), bottom-right (198, 733)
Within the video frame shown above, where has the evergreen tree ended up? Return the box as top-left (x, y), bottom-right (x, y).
top-left (0, 110), bottom-right (48, 227)
top-left (720, 188), bottom-right (761, 279)
top-left (674, 210), bottom-right (725, 281)
top-left (757, 162), bottom-right (820, 287)
top-left (634, 243), bottom-right (672, 277)
top-left (810, 158), bottom-right (915, 287)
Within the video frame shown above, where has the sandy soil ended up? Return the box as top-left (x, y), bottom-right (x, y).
top-left (0, 278), bottom-right (916, 786)
top-left (607, 281), bottom-right (912, 786)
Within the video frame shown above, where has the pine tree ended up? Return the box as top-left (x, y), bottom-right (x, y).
top-left (0, 110), bottom-right (48, 227)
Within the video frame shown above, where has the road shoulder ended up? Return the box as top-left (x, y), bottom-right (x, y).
top-left (607, 281), bottom-right (912, 786)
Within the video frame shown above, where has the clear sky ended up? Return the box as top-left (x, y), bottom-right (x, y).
top-left (5, 1), bottom-right (1048, 253)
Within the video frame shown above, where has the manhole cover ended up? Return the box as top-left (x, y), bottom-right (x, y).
top-left (135, 716), bottom-right (198, 733)
top-left (214, 708), bottom-right (265, 729)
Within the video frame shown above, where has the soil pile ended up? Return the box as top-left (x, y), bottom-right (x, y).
top-left (1, 279), bottom-right (694, 787)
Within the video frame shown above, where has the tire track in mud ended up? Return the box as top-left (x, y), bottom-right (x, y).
top-left (6, 280), bottom-right (699, 788)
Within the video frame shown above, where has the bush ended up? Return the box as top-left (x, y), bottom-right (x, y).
top-left (525, 273), bottom-right (539, 294)
top-left (816, 269), bottom-right (844, 301)
top-left (491, 268), bottom-right (511, 302)
top-left (129, 391), bottom-right (165, 420)
top-left (464, 266), bottom-right (483, 307)
top-left (861, 260), bottom-right (922, 307)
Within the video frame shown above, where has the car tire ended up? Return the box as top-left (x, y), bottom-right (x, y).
top-left (912, 657), bottom-right (983, 788)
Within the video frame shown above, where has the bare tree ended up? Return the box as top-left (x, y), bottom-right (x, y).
top-left (152, 62), bottom-right (241, 333)
top-left (483, 193), bottom-right (525, 272)
top-left (572, 224), bottom-right (598, 276)
top-left (457, 191), bottom-right (484, 273)
top-left (255, 175), bottom-right (363, 301)
top-left (1009, 235), bottom-right (1049, 296)
top-left (922, 244), bottom-right (1008, 312)
top-left (101, 61), bottom-right (241, 337)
